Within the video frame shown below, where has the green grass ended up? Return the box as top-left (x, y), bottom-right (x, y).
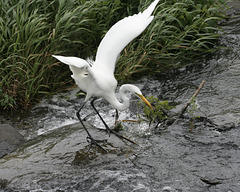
top-left (138, 96), bottom-right (174, 126)
top-left (0, 0), bottom-right (227, 110)
top-left (115, 0), bottom-right (227, 79)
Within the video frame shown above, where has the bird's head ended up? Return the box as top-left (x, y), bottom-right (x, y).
top-left (121, 84), bottom-right (153, 109)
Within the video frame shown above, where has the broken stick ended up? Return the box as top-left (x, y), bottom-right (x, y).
top-left (178, 80), bottom-right (206, 118)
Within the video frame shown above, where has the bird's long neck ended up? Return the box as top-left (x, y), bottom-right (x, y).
top-left (107, 84), bottom-right (131, 111)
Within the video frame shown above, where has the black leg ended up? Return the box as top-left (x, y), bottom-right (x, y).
top-left (115, 109), bottom-right (119, 125)
top-left (90, 98), bottom-right (111, 135)
top-left (90, 98), bottom-right (137, 145)
top-left (76, 101), bottom-right (107, 152)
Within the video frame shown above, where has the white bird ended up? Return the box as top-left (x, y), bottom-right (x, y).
top-left (53, 0), bottom-right (159, 151)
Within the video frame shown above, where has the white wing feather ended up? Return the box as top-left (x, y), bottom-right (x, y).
top-left (95, 0), bottom-right (159, 74)
top-left (52, 55), bottom-right (90, 75)
top-left (52, 55), bottom-right (89, 68)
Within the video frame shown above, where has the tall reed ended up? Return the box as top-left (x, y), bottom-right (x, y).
top-left (115, 0), bottom-right (226, 79)
top-left (0, 0), bottom-right (226, 110)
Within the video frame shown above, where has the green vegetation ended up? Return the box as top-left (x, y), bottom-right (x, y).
top-left (0, 0), bottom-right (226, 110)
top-left (115, 0), bottom-right (227, 79)
top-left (187, 98), bottom-right (201, 131)
top-left (138, 96), bottom-right (174, 125)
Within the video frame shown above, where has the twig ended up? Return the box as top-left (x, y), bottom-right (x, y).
top-left (178, 80), bottom-right (206, 118)
top-left (125, 154), bottom-right (141, 169)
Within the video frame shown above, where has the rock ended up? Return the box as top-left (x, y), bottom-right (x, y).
top-left (0, 122), bottom-right (134, 190)
top-left (200, 177), bottom-right (222, 185)
top-left (0, 124), bottom-right (25, 158)
top-left (0, 179), bottom-right (8, 189)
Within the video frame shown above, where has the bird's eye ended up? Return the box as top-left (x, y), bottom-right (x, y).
top-left (83, 73), bottom-right (88, 77)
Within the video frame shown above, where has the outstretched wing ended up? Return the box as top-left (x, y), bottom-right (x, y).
top-left (52, 55), bottom-right (89, 75)
top-left (95, 0), bottom-right (159, 74)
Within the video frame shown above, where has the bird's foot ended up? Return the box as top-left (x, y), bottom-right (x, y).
top-left (86, 136), bottom-right (107, 153)
top-left (106, 127), bottom-right (138, 145)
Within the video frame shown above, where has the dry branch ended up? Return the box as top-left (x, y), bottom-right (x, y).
top-left (178, 80), bottom-right (206, 118)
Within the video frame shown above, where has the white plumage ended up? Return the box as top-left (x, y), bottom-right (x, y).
top-left (52, 0), bottom-right (159, 150)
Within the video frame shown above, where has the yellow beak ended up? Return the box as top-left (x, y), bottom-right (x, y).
top-left (136, 94), bottom-right (153, 109)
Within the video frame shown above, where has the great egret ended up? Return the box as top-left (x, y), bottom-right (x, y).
top-left (53, 0), bottom-right (159, 151)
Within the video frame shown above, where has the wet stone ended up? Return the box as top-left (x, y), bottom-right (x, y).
top-left (0, 179), bottom-right (8, 189)
top-left (200, 177), bottom-right (222, 185)
top-left (0, 123), bottom-right (25, 158)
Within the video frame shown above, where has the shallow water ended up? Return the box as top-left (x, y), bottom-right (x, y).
top-left (1, 2), bottom-right (240, 192)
